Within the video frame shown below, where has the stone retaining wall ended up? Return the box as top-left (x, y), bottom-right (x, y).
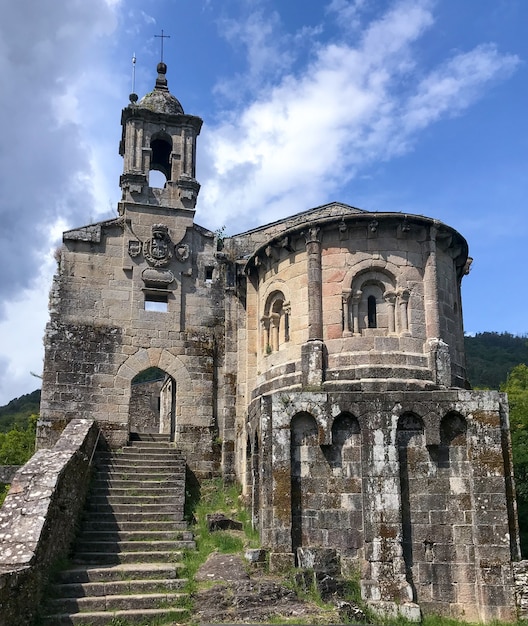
top-left (514, 560), bottom-right (528, 618)
top-left (0, 419), bottom-right (99, 626)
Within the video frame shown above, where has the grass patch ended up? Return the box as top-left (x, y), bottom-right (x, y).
top-left (0, 483), bottom-right (9, 507)
top-left (182, 478), bottom-right (260, 586)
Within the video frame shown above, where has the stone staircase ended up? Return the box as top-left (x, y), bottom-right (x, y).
top-left (41, 433), bottom-right (193, 625)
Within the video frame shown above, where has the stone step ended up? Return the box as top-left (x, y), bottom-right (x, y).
top-left (55, 562), bottom-right (184, 584)
top-left (48, 590), bottom-right (187, 613)
top-left (93, 476), bottom-right (182, 487)
top-left (92, 463), bottom-right (185, 480)
top-left (96, 451), bottom-right (185, 462)
top-left (126, 445), bottom-right (179, 454)
top-left (91, 484), bottom-right (183, 496)
top-left (84, 504), bottom-right (183, 516)
top-left (82, 514), bottom-right (187, 532)
top-left (95, 454), bottom-right (185, 472)
top-left (40, 434), bottom-right (193, 626)
top-left (94, 472), bottom-right (183, 484)
top-left (79, 530), bottom-right (193, 542)
top-left (128, 438), bottom-right (173, 445)
top-left (87, 496), bottom-right (183, 509)
top-left (41, 607), bottom-right (188, 625)
top-left (75, 539), bottom-right (194, 553)
top-left (130, 432), bottom-right (171, 442)
top-left (73, 550), bottom-right (183, 565)
top-left (51, 577), bottom-right (187, 598)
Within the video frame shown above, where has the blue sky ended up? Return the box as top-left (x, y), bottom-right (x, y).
top-left (0, 0), bottom-right (526, 404)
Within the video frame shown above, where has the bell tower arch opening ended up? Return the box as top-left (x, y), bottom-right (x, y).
top-left (150, 131), bottom-right (172, 185)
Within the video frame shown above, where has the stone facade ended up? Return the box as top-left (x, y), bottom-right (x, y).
top-left (37, 63), bottom-right (520, 621)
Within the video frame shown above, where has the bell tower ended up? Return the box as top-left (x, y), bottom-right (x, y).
top-left (118, 62), bottom-right (203, 212)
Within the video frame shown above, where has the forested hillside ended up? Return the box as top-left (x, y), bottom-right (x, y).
top-left (0, 389), bottom-right (40, 432)
top-left (465, 332), bottom-right (528, 389)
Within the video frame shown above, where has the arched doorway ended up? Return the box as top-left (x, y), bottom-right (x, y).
top-left (129, 367), bottom-right (176, 438)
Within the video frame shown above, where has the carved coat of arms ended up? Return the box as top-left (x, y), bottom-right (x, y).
top-left (144, 224), bottom-right (173, 267)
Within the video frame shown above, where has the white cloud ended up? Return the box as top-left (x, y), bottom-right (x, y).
top-left (0, 0), bottom-right (120, 308)
top-left (214, 3), bottom-right (323, 103)
top-left (0, 249), bottom-right (56, 405)
top-left (327, 0), bottom-right (368, 30)
top-left (403, 44), bottom-right (519, 132)
top-left (197, 0), bottom-right (519, 232)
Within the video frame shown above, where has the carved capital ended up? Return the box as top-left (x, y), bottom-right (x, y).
top-left (384, 291), bottom-right (397, 305)
top-left (398, 289), bottom-right (411, 302)
top-left (303, 226), bottom-right (320, 245)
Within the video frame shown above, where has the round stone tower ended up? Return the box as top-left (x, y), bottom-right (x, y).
top-left (225, 201), bottom-right (517, 622)
top-left (243, 206), bottom-right (469, 396)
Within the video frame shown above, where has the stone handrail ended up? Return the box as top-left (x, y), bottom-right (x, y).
top-left (0, 418), bottom-right (99, 626)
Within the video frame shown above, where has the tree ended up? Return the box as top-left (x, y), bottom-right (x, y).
top-left (0, 414), bottom-right (37, 466)
top-left (502, 364), bottom-right (528, 555)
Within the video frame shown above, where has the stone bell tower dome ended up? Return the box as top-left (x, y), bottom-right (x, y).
top-left (118, 62), bottom-right (203, 212)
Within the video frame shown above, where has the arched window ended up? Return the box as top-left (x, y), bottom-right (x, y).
top-left (347, 269), bottom-right (405, 335)
top-left (367, 295), bottom-right (377, 328)
top-left (262, 290), bottom-right (290, 353)
top-left (441, 412), bottom-right (467, 446)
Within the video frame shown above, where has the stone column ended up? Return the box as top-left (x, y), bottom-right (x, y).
top-left (283, 302), bottom-right (291, 342)
top-left (342, 290), bottom-right (352, 336)
top-left (270, 313), bottom-right (280, 352)
top-left (385, 291), bottom-right (397, 334)
top-left (301, 227), bottom-right (324, 387)
top-left (142, 146), bottom-right (152, 177)
top-left (261, 316), bottom-right (270, 353)
top-left (361, 401), bottom-right (419, 619)
top-left (267, 395), bottom-right (295, 573)
top-left (352, 291), bottom-right (362, 335)
top-left (181, 126), bottom-right (189, 176)
top-left (136, 126), bottom-right (143, 171)
top-left (305, 227), bottom-right (323, 341)
top-left (399, 289), bottom-right (410, 335)
top-left (424, 226), bottom-right (440, 339)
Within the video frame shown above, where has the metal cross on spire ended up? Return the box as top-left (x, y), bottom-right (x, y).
top-left (155, 29), bottom-right (171, 62)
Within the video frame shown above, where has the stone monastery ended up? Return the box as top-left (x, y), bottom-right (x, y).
top-left (36, 62), bottom-right (520, 620)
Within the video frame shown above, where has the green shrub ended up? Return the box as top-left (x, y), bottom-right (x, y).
top-left (0, 414), bottom-right (37, 465)
top-left (0, 483), bottom-right (9, 507)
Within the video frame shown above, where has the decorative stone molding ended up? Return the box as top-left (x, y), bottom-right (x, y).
top-left (144, 224), bottom-right (173, 267)
top-left (141, 267), bottom-right (175, 288)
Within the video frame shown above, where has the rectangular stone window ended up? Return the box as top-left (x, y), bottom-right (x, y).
top-left (144, 291), bottom-right (168, 312)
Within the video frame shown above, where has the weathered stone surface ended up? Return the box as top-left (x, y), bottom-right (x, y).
top-left (514, 560), bottom-right (528, 618)
top-left (206, 513), bottom-right (243, 532)
top-left (296, 547), bottom-right (339, 575)
top-left (244, 548), bottom-right (267, 564)
top-left (0, 466), bottom-right (20, 483)
top-left (0, 419), bottom-right (99, 626)
top-left (195, 553), bottom-right (250, 583)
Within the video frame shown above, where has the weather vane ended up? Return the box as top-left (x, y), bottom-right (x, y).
top-left (155, 29), bottom-right (171, 62)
